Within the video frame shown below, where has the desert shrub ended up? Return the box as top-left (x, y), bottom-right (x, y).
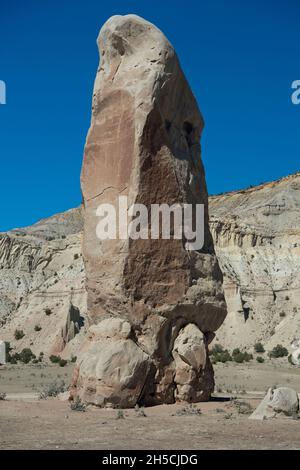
top-left (232, 348), bottom-right (241, 356)
top-left (232, 349), bottom-right (253, 363)
top-left (5, 343), bottom-right (14, 363)
top-left (279, 311), bottom-right (286, 318)
top-left (0, 392), bottom-right (6, 401)
top-left (38, 352), bottom-right (44, 362)
top-left (39, 380), bottom-right (66, 399)
top-left (34, 325), bottom-right (42, 332)
top-left (256, 356), bottom-right (265, 363)
top-left (135, 405), bottom-right (147, 417)
top-left (19, 348), bottom-right (36, 364)
top-left (217, 350), bottom-right (232, 363)
top-left (269, 344), bottom-right (289, 358)
top-left (211, 344), bottom-right (224, 354)
top-left (8, 355), bottom-right (17, 364)
top-left (254, 342), bottom-right (265, 353)
top-left (49, 355), bottom-right (60, 364)
top-left (71, 355), bottom-right (77, 363)
top-left (288, 354), bottom-right (294, 364)
top-left (44, 308), bottom-right (52, 316)
top-left (210, 345), bottom-right (232, 363)
top-left (14, 329), bottom-right (25, 340)
top-left (116, 410), bottom-right (125, 420)
top-left (233, 400), bottom-right (253, 415)
top-left (59, 358), bottom-right (67, 367)
top-left (74, 253), bottom-right (79, 260)
top-left (70, 397), bottom-right (86, 412)
top-left (174, 404), bottom-right (202, 417)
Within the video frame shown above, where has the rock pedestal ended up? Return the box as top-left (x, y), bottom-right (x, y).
top-left (72, 14), bottom-right (226, 407)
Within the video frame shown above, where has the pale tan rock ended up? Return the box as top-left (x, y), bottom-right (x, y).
top-left (75, 14), bottom-right (226, 407)
top-left (210, 172), bottom-right (300, 352)
top-left (0, 208), bottom-right (87, 358)
top-left (173, 323), bottom-right (206, 371)
top-left (250, 387), bottom-right (299, 420)
top-left (71, 319), bottom-right (151, 407)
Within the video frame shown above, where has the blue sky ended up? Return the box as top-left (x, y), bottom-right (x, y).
top-left (0, 0), bottom-right (299, 230)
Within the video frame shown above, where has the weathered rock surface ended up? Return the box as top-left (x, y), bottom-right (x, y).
top-left (74, 14), bottom-right (226, 407)
top-left (72, 318), bottom-right (150, 407)
top-left (250, 387), bottom-right (299, 420)
top-left (290, 339), bottom-right (300, 366)
top-left (210, 172), bottom-right (300, 352)
top-left (0, 208), bottom-right (87, 358)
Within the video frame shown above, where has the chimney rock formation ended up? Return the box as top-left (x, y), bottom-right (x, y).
top-left (72, 14), bottom-right (226, 407)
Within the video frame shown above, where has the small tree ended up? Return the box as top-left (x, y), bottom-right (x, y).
top-left (256, 356), bottom-right (265, 363)
top-left (269, 344), bottom-right (288, 358)
top-left (14, 329), bottom-right (25, 340)
top-left (19, 348), bottom-right (36, 364)
top-left (254, 342), bottom-right (265, 353)
top-left (211, 344), bottom-right (224, 354)
top-left (232, 349), bottom-right (253, 363)
top-left (49, 355), bottom-right (60, 364)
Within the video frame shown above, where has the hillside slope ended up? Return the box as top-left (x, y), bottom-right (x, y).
top-left (0, 208), bottom-right (87, 358)
top-left (1, 173), bottom-right (299, 357)
top-left (210, 172), bottom-right (300, 351)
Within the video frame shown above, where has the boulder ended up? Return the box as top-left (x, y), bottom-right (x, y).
top-left (74, 14), bottom-right (226, 407)
top-left (71, 318), bottom-right (151, 407)
top-left (291, 349), bottom-right (300, 366)
top-left (250, 387), bottom-right (299, 420)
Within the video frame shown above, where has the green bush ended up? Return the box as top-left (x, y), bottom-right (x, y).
top-left (19, 348), bottom-right (36, 364)
top-left (269, 344), bottom-right (289, 358)
top-left (254, 342), bottom-right (265, 353)
top-left (256, 356), bottom-right (265, 363)
top-left (39, 380), bottom-right (66, 399)
top-left (70, 397), bottom-right (86, 412)
top-left (14, 329), bottom-right (25, 340)
top-left (49, 355), bottom-right (60, 364)
top-left (211, 349), bottom-right (232, 363)
top-left (232, 348), bottom-right (253, 363)
top-left (211, 344), bottom-right (224, 354)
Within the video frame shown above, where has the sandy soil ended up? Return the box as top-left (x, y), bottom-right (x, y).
top-left (0, 361), bottom-right (300, 450)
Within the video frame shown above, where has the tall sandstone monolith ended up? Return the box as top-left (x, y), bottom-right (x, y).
top-left (72, 14), bottom-right (227, 407)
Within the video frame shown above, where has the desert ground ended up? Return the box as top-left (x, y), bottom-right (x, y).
top-left (0, 361), bottom-right (299, 450)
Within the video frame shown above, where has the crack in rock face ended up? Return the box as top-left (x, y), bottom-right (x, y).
top-left (72, 14), bottom-right (227, 407)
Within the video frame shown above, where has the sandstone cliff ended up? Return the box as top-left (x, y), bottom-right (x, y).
top-left (210, 172), bottom-right (300, 351)
top-left (0, 208), bottom-right (87, 358)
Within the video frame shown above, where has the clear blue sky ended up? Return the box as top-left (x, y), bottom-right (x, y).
top-left (0, 0), bottom-right (299, 231)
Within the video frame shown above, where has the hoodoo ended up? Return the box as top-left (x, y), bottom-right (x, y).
top-left (72, 14), bottom-right (226, 407)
